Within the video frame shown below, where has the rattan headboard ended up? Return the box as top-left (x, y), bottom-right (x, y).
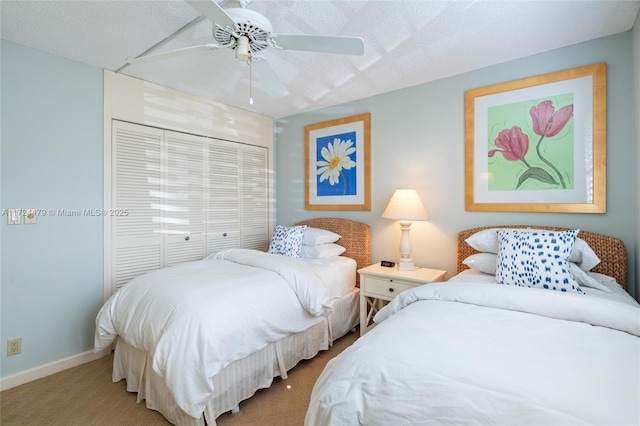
top-left (295, 218), bottom-right (371, 286)
top-left (456, 226), bottom-right (628, 289)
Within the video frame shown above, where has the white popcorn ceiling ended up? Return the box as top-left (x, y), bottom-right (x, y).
top-left (2, 0), bottom-right (639, 119)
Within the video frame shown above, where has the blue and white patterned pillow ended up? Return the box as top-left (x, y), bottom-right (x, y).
top-left (496, 229), bottom-right (583, 294)
top-left (268, 225), bottom-right (307, 258)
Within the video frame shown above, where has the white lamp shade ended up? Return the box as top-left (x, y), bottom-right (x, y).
top-left (381, 189), bottom-right (429, 221)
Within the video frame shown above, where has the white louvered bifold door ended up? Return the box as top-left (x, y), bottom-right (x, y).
top-left (112, 121), bottom-right (163, 290)
top-left (240, 145), bottom-right (269, 251)
top-left (111, 121), bottom-right (270, 290)
top-left (164, 131), bottom-right (206, 266)
top-left (207, 139), bottom-right (241, 253)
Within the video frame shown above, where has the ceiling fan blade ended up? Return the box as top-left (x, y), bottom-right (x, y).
top-left (185, 0), bottom-right (237, 28)
top-left (128, 44), bottom-right (220, 65)
top-left (274, 35), bottom-right (364, 56)
top-left (251, 58), bottom-right (289, 98)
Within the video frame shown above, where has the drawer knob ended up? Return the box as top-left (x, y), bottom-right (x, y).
top-left (389, 287), bottom-right (394, 292)
top-left (185, 236), bottom-right (190, 241)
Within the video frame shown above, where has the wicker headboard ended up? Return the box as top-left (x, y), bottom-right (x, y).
top-left (295, 218), bottom-right (371, 286)
top-left (456, 226), bottom-right (628, 289)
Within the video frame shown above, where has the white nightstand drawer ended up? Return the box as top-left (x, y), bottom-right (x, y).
top-left (364, 277), bottom-right (416, 298)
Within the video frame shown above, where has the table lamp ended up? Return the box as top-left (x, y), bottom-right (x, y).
top-left (381, 189), bottom-right (429, 271)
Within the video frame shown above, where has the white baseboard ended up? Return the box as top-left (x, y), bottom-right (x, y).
top-left (0, 348), bottom-right (110, 391)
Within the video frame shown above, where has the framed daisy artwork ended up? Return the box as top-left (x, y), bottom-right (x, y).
top-left (465, 62), bottom-right (607, 213)
top-left (305, 113), bottom-right (371, 211)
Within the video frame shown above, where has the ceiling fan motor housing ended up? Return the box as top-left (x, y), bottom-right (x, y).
top-left (214, 8), bottom-right (273, 55)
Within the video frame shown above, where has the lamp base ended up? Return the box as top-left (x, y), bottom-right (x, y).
top-left (398, 260), bottom-right (415, 271)
top-left (397, 221), bottom-right (415, 271)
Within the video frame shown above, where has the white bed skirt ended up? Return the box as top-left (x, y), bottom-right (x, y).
top-left (112, 287), bottom-right (360, 425)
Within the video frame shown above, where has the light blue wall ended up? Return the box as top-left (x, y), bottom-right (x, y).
top-left (1, 40), bottom-right (104, 377)
top-left (275, 32), bottom-right (639, 300)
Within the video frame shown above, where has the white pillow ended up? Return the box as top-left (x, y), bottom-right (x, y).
top-left (465, 228), bottom-right (501, 253)
top-left (495, 229), bottom-right (584, 294)
top-left (569, 238), bottom-right (601, 271)
top-left (268, 225), bottom-right (307, 258)
top-left (568, 263), bottom-right (612, 293)
top-left (462, 253), bottom-right (497, 275)
top-left (300, 243), bottom-right (346, 259)
top-left (466, 228), bottom-right (600, 271)
top-left (302, 227), bottom-right (341, 246)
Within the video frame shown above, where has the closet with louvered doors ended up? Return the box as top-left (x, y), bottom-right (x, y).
top-left (110, 120), bottom-right (268, 291)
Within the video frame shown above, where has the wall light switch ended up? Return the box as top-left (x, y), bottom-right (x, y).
top-left (24, 209), bottom-right (37, 224)
top-left (7, 209), bottom-right (21, 225)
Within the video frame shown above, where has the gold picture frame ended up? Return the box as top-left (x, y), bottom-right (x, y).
top-left (305, 113), bottom-right (371, 211)
top-left (465, 62), bottom-right (606, 213)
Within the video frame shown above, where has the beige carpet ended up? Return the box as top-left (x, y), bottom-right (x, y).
top-left (1, 331), bottom-right (357, 426)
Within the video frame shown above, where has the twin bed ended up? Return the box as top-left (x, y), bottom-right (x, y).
top-left (306, 226), bottom-right (640, 425)
top-left (95, 218), bottom-right (370, 425)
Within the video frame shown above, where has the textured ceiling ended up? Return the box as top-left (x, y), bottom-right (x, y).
top-left (2, 0), bottom-right (639, 119)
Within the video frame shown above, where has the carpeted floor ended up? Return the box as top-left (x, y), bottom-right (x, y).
top-left (1, 330), bottom-right (358, 426)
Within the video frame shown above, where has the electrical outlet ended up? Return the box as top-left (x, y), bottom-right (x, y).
top-left (7, 338), bottom-right (21, 356)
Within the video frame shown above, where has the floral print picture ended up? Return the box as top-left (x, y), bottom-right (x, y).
top-left (488, 94), bottom-right (574, 191)
top-left (304, 113), bottom-right (371, 211)
top-left (315, 132), bottom-right (357, 196)
top-left (465, 62), bottom-right (607, 213)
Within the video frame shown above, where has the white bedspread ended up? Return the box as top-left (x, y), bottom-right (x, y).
top-left (306, 279), bottom-right (640, 425)
top-left (95, 249), bottom-right (334, 418)
top-left (300, 256), bottom-right (357, 298)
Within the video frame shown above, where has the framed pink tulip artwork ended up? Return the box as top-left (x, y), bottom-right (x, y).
top-left (304, 113), bottom-right (371, 211)
top-left (464, 62), bottom-right (606, 213)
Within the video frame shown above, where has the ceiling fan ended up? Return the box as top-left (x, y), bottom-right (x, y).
top-left (127, 0), bottom-right (365, 99)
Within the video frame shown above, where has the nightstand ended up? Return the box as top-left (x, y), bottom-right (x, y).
top-left (358, 263), bottom-right (447, 335)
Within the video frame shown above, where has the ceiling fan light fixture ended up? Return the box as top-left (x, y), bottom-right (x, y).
top-left (235, 35), bottom-right (251, 61)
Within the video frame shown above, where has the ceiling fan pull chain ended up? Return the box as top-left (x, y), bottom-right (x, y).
top-left (249, 59), bottom-right (254, 105)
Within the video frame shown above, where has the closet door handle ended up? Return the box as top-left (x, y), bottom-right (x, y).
top-left (185, 236), bottom-right (190, 241)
